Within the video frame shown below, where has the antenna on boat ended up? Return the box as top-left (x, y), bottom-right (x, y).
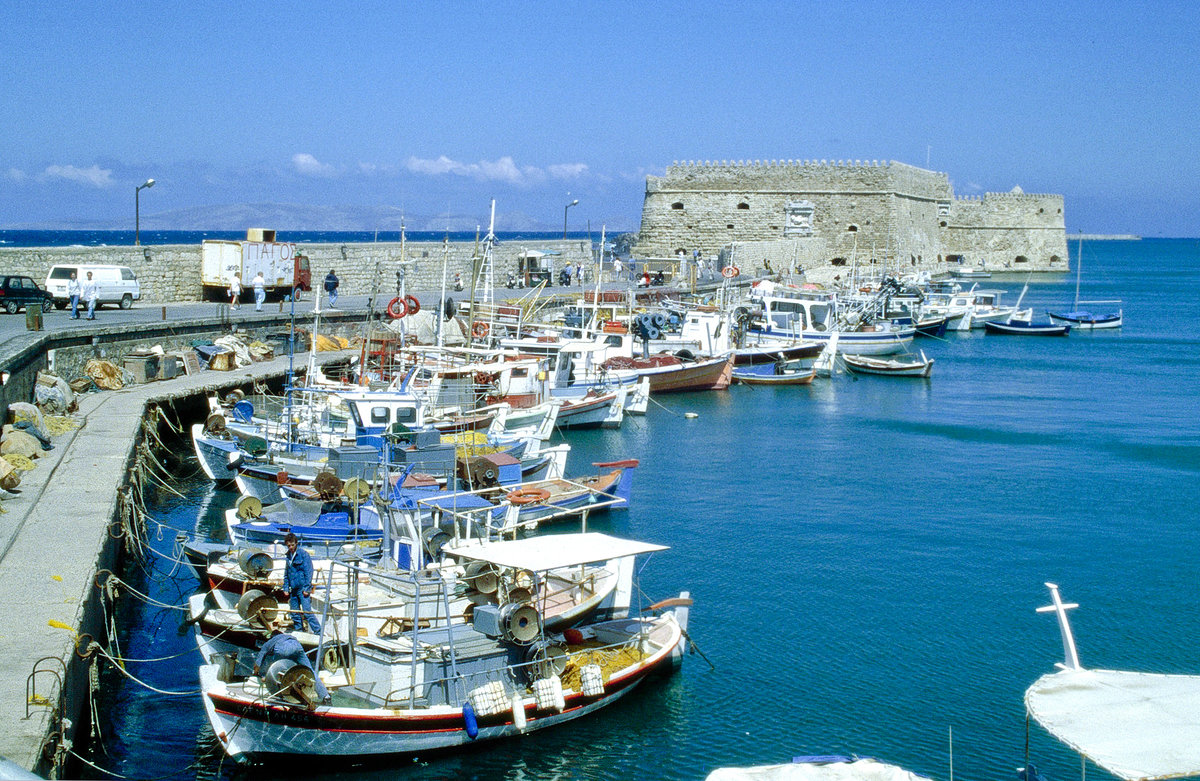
top-left (1073, 229), bottom-right (1084, 309)
top-left (1036, 582), bottom-right (1081, 671)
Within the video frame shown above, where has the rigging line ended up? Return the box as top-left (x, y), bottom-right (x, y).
top-left (90, 644), bottom-right (198, 696)
top-left (105, 575), bottom-right (190, 612)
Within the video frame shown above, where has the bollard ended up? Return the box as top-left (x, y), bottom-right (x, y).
top-left (25, 302), bottom-right (42, 331)
top-left (161, 305), bottom-right (167, 320)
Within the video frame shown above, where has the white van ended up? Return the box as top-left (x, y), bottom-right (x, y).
top-left (45, 264), bottom-right (142, 310)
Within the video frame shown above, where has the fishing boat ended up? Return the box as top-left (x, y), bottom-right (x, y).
top-left (1047, 233), bottom-right (1123, 329)
top-left (1023, 582), bottom-right (1200, 781)
top-left (731, 362), bottom-right (816, 386)
top-left (983, 318), bottom-right (1071, 336)
top-left (951, 266), bottom-right (991, 279)
top-left (197, 533), bottom-right (690, 763)
top-left (983, 280), bottom-right (1071, 336)
top-left (746, 280), bottom-right (916, 355)
top-left (842, 351), bottom-right (934, 378)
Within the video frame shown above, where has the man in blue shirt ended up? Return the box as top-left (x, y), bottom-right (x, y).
top-left (283, 532), bottom-right (321, 634)
top-left (253, 629), bottom-right (330, 704)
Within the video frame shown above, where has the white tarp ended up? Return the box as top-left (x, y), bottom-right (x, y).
top-left (447, 532), bottom-right (666, 571)
top-left (706, 759), bottom-right (934, 781)
top-left (1026, 668), bottom-right (1200, 781)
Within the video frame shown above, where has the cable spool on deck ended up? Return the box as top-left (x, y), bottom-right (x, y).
top-left (204, 413), bottom-right (226, 434)
top-left (463, 560), bottom-right (499, 596)
top-left (236, 495), bottom-right (264, 520)
top-left (501, 602), bottom-right (541, 645)
top-left (244, 436), bottom-right (268, 457)
top-left (342, 477), bottom-right (370, 503)
top-left (421, 526), bottom-right (451, 559)
top-left (526, 640), bottom-right (568, 678)
top-left (313, 471), bottom-right (343, 501)
top-left (236, 589), bottom-right (278, 624)
top-left (236, 548), bottom-right (273, 578)
top-left (265, 659), bottom-right (317, 708)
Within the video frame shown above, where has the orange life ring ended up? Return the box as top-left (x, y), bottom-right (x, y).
top-left (404, 295), bottom-right (421, 316)
top-left (722, 265), bottom-right (740, 279)
top-left (472, 321), bottom-right (490, 338)
top-left (506, 487), bottom-right (551, 505)
top-left (387, 297), bottom-right (407, 319)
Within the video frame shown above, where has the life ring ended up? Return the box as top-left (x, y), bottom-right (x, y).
top-left (472, 321), bottom-right (490, 338)
top-left (387, 297), bottom-right (407, 319)
top-left (721, 265), bottom-right (740, 279)
top-left (404, 295), bottom-right (421, 316)
top-left (506, 487), bottom-right (551, 505)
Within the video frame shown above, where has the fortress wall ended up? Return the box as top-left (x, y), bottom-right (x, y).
top-left (636, 159), bottom-right (1065, 272)
top-left (0, 240), bottom-right (591, 303)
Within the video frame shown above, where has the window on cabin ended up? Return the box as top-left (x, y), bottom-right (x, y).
top-left (511, 368), bottom-right (528, 377)
top-left (370, 407), bottom-right (390, 424)
top-left (396, 407), bottom-right (417, 423)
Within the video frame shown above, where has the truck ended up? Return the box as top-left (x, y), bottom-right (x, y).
top-left (201, 232), bottom-right (311, 301)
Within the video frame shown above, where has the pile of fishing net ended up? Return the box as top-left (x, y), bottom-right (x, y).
top-left (84, 359), bottom-right (123, 390)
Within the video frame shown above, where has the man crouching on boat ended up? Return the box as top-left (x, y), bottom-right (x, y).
top-left (283, 532), bottom-right (322, 634)
top-left (253, 628), bottom-right (331, 704)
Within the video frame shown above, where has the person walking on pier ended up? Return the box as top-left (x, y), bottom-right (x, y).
top-left (67, 271), bottom-right (81, 319)
top-left (82, 271), bottom-right (98, 320)
top-left (324, 270), bottom-right (339, 309)
top-left (253, 271), bottom-right (266, 311)
top-left (283, 532), bottom-right (321, 634)
top-left (253, 628), bottom-right (330, 704)
top-left (228, 273), bottom-right (242, 310)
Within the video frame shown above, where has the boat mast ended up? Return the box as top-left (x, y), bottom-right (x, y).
top-left (1073, 230), bottom-right (1083, 309)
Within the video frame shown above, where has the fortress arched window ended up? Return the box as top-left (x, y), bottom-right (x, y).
top-left (1014, 255), bottom-right (1029, 263)
top-left (737, 202), bottom-right (750, 210)
top-left (726, 224), bottom-right (734, 229)
top-left (831, 257), bottom-right (847, 266)
top-left (847, 224), bottom-right (859, 232)
top-left (939, 221), bottom-right (948, 228)
top-left (671, 202), bottom-right (684, 210)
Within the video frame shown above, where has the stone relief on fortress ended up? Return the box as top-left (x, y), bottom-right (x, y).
top-left (784, 200), bottom-right (815, 237)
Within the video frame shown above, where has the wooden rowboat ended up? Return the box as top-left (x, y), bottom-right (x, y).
top-left (842, 351), bottom-right (934, 378)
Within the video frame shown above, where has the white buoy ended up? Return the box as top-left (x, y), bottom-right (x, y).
top-left (511, 692), bottom-right (527, 732)
top-left (684, 412), bottom-right (699, 419)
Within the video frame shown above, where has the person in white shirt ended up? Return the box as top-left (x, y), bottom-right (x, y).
top-left (67, 272), bottom-right (82, 319)
top-left (81, 271), bottom-right (99, 320)
top-left (253, 272), bottom-right (266, 311)
top-left (228, 273), bottom-right (242, 309)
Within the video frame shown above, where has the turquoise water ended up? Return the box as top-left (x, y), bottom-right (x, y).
top-left (86, 239), bottom-right (1200, 781)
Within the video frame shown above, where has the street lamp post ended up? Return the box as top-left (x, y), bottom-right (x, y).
top-left (563, 199), bottom-right (579, 239)
top-left (135, 178), bottom-right (156, 245)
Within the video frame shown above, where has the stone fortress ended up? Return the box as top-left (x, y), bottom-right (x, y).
top-left (632, 159), bottom-right (1068, 278)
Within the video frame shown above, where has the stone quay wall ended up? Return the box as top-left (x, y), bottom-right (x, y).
top-left (633, 159), bottom-right (1068, 274)
top-left (0, 240), bottom-right (592, 304)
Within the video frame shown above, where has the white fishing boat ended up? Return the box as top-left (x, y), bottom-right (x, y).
top-left (1024, 582), bottom-right (1200, 781)
top-left (842, 351), bottom-right (934, 378)
top-left (197, 533), bottom-right (690, 763)
top-left (745, 280), bottom-right (915, 355)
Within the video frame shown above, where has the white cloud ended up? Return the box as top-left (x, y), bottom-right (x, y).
top-left (42, 164), bottom-right (113, 187)
top-left (292, 153), bottom-right (337, 177)
top-left (548, 163), bottom-right (588, 180)
top-left (405, 154), bottom-right (577, 186)
top-left (6, 168), bottom-right (27, 182)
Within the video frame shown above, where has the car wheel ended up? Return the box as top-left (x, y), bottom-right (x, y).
top-left (4, 301), bottom-right (19, 314)
top-left (119, 294), bottom-right (133, 310)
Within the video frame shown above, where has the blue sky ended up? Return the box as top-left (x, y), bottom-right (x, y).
top-left (2, 1), bottom-right (1197, 235)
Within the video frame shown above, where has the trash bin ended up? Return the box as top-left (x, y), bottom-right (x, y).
top-left (25, 302), bottom-right (42, 331)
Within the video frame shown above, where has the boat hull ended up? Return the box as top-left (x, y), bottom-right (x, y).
top-left (1046, 310), bottom-right (1122, 329)
top-left (746, 326), bottom-right (913, 356)
top-left (983, 321), bottom-right (1071, 336)
top-left (201, 614), bottom-right (683, 761)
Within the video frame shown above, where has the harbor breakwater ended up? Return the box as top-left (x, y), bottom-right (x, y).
top-left (0, 239), bottom-right (593, 305)
top-left (0, 319), bottom-right (352, 778)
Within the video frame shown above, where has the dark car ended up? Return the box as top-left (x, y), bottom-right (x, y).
top-left (0, 275), bottom-right (55, 314)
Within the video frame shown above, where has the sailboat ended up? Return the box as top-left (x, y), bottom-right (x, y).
top-left (1047, 233), bottom-right (1123, 329)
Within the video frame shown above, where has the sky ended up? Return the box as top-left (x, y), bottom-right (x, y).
top-left (2, 1), bottom-right (1197, 236)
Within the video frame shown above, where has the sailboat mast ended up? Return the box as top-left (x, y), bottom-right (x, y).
top-left (1073, 230), bottom-right (1083, 309)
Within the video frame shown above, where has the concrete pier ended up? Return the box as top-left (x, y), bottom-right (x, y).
top-left (0, 348), bottom-right (351, 777)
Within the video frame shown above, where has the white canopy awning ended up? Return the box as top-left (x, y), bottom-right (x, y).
top-left (706, 759), bottom-right (934, 781)
top-left (1026, 668), bottom-right (1200, 781)
top-left (447, 532), bottom-right (667, 571)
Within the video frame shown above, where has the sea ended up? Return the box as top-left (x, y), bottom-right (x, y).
top-left (71, 238), bottom-right (1200, 781)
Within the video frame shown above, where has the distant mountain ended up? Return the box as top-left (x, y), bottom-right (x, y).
top-left (6, 203), bottom-right (557, 232)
